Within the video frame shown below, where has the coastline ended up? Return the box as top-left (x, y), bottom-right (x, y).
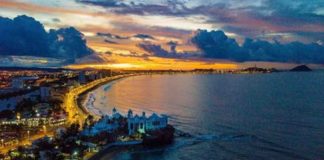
top-left (76, 73), bottom-right (175, 160)
top-left (73, 74), bottom-right (142, 159)
top-left (73, 73), bottom-right (191, 160)
top-left (76, 74), bottom-right (137, 119)
top-left (77, 78), bottom-right (121, 117)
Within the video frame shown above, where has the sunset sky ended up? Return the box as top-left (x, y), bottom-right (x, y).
top-left (0, 0), bottom-right (323, 70)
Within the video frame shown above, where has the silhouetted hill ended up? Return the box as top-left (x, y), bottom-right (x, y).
top-left (290, 65), bottom-right (312, 72)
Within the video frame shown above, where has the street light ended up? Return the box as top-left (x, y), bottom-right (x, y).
top-left (27, 130), bottom-right (30, 142)
top-left (43, 125), bottom-right (47, 134)
top-left (16, 113), bottom-right (21, 122)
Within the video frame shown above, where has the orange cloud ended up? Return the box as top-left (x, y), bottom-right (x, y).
top-left (67, 54), bottom-right (238, 70)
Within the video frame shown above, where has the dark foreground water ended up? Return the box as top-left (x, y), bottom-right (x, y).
top-left (91, 72), bottom-right (324, 160)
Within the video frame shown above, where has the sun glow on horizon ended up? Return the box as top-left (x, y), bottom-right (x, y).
top-left (66, 56), bottom-right (239, 70)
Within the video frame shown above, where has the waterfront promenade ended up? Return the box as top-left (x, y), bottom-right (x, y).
top-left (63, 74), bottom-right (136, 126)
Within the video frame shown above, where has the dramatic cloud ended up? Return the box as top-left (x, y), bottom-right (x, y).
top-left (0, 15), bottom-right (93, 62)
top-left (104, 39), bottom-right (118, 44)
top-left (77, 0), bottom-right (125, 8)
top-left (138, 42), bottom-right (179, 58)
top-left (0, 15), bottom-right (49, 57)
top-left (97, 32), bottom-right (155, 41)
top-left (142, 29), bottom-right (324, 64)
top-left (97, 32), bottom-right (129, 39)
top-left (48, 27), bottom-right (94, 60)
top-left (192, 30), bottom-right (324, 63)
top-left (133, 34), bottom-right (155, 40)
top-left (76, 0), bottom-right (324, 43)
top-left (138, 41), bottom-right (196, 59)
top-left (167, 41), bottom-right (178, 53)
top-left (77, 0), bottom-right (192, 16)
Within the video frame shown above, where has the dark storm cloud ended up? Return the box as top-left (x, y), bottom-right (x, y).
top-left (97, 32), bottom-right (129, 39)
top-left (133, 34), bottom-right (155, 40)
top-left (138, 42), bottom-right (179, 58)
top-left (263, 0), bottom-right (324, 26)
top-left (192, 30), bottom-right (245, 61)
top-left (77, 0), bottom-right (324, 43)
top-left (167, 41), bottom-right (178, 53)
top-left (48, 27), bottom-right (94, 60)
top-left (0, 15), bottom-right (93, 62)
top-left (0, 15), bottom-right (49, 57)
top-left (76, 0), bottom-right (126, 7)
top-left (78, 0), bottom-right (192, 16)
top-left (294, 32), bottom-right (324, 42)
top-left (138, 41), bottom-right (197, 59)
top-left (97, 32), bottom-right (156, 43)
top-left (192, 30), bottom-right (324, 64)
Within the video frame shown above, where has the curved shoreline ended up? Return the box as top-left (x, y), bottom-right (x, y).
top-left (75, 74), bottom-right (138, 120)
top-left (77, 77), bottom-right (122, 117)
top-left (73, 74), bottom-right (144, 160)
top-left (63, 74), bottom-right (142, 128)
top-left (75, 73), bottom-right (183, 160)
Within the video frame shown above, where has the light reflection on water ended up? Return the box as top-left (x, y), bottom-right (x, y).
top-left (91, 72), bottom-right (324, 160)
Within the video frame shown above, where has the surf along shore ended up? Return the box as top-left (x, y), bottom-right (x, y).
top-left (77, 75), bottom-right (127, 118)
top-left (71, 73), bottom-right (144, 159)
top-left (70, 74), bottom-right (139, 124)
top-left (74, 73), bottom-right (175, 160)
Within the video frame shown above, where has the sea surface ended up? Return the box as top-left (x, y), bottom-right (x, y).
top-left (90, 72), bottom-right (324, 160)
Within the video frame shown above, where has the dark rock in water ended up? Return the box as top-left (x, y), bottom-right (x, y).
top-left (175, 129), bottom-right (192, 138)
top-left (143, 125), bottom-right (175, 146)
top-left (290, 65), bottom-right (312, 72)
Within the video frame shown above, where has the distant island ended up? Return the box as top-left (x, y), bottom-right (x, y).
top-left (290, 65), bottom-right (312, 72)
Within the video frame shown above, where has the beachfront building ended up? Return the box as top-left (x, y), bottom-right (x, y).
top-left (81, 115), bottom-right (120, 136)
top-left (127, 109), bottom-right (168, 135)
top-left (81, 108), bottom-right (169, 136)
top-left (112, 107), bottom-right (123, 119)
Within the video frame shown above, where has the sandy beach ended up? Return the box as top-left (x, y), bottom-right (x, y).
top-left (74, 74), bottom-right (142, 160)
top-left (76, 75), bottom-right (135, 119)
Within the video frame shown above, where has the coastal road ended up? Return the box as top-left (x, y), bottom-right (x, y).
top-left (63, 74), bottom-right (134, 127)
top-left (0, 74), bottom-right (136, 154)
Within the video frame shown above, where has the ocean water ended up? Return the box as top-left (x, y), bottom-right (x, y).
top-left (90, 72), bottom-right (324, 160)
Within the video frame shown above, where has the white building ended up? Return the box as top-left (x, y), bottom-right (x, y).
top-left (81, 108), bottom-right (169, 136)
top-left (112, 107), bottom-right (122, 119)
top-left (127, 109), bottom-right (168, 135)
top-left (81, 115), bottom-right (120, 136)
